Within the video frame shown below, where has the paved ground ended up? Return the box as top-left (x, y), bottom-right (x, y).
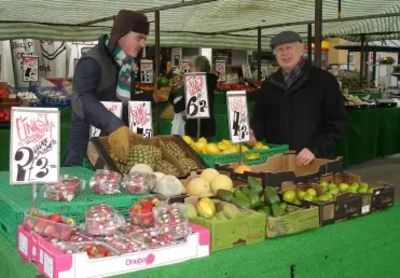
top-left (346, 154), bottom-right (400, 201)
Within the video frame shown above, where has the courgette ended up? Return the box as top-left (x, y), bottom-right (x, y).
top-left (247, 176), bottom-right (263, 196)
top-left (264, 186), bottom-right (281, 206)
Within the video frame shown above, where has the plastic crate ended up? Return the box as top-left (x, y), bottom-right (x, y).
top-left (198, 143), bottom-right (289, 167)
top-left (0, 167), bottom-right (147, 246)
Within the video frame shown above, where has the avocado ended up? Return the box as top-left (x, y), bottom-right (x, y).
top-left (264, 186), bottom-right (281, 206)
top-left (216, 189), bottom-right (234, 202)
top-left (234, 189), bottom-right (250, 201)
top-left (232, 197), bottom-right (251, 209)
top-left (248, 188), bottom-right (261, 209)
top-left (247, 176), bottom-right (263, 196)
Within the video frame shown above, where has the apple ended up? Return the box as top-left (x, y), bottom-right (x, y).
top-left (283, 190), bottom-right (296, 203)
top-left (328, 183), bottom-right (338, 191)
top-left (339, 183), bottom-right (349, 192)
top-left (302, 193), bottom-right (314, 202)
top-left (350, 182), bottom-right (359, 190)
top-left (347, 186), bottom-right (358, 193)
top-left (297, 190), bottom-right (306, 200)
top-left (306, 188), bottom-right (317, 198)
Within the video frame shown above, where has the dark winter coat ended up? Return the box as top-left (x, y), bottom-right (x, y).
top-left (250, 63), bottom-right (348, 159)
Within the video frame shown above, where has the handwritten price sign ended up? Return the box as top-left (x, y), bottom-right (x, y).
top-left (90, 102), bottom-right (123, 138)
top-left (216, 60), bottom-right (226, 82)
top-left (10, 107), bottom-right (60, 185)
top-left (184, 73), bottom-right (210, 119)
top-left (128, 101), bottom-right (152, 138)
top-left (180, 60), bottom-right (191, 73)
top-left (241, 64), bottom-right (252, 80)
top-left (22, 55), bottom-right (39, 82)
top-left (140, 59), bottom-right (153, 83)
top-left (226, 91), bottom-right (250, 144)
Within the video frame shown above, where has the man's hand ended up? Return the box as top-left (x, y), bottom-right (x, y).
top-left (249, 129), bottom-right (258, 146)
top-left (108, 126), bottom-right (139, 161)
top-left (296, 148), bottom-right (315, 165)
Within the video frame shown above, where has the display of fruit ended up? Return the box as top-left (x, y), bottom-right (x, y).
top-left (343, 94), bottom-right (371, 106)
top-left (16, 91), bottom-right (40, 103)
top-left (81, 243), bottom-right (115, 258)
top-left (0, 109), bottom-right (10, 122)
top-left (153, 203), bottom-right (189, 240)
top-left (216, 82), bottom-right (255, 92)
top-left (89, 170), bottom-right (121, 194)
top-left (164, 141), bottom-right (198, 172)
top-left (153, 175), bottom-right (185, 196)
top-left (23, 209), bottom-right (75, 239)
top-left (121, 172), bottom-right (157, 194)
top-left (43, 177), bottom-right (85, 202)
top-left (83, 204), bottom-right (125, 236)
top-left (186, 177), bottom-right (213, 197)
top-left (154, 159), bottom-right (180, 176)
top-left (111, 144), bottom-right (162, 175)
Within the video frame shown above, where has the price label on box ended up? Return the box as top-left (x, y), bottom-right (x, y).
top-left (216, 60), bottom-right (226, 82)
top-left (22, 55), bottom-right (39, 82)
top-left (241, 64), bottom-right (252, 80)
top-left (10, 107), bottom-right (60, 185)
top-left (180, 60), bottom-right (191, 74)
top-left (226, 91), bottom-right (250, 144)
top-left (128, 101), bottom-right (152, 138)
top-left (184, 73), bottom-right (210, 119)
top-left (140, 59), bottom-right (153, 83)
top-left (90, 102), bottom-right (123, 138)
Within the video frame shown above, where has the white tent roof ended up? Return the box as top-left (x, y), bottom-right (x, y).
top-left (0, 0), bottom-right (399, 50)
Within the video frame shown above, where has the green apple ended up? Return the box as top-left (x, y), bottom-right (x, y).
top-left (306, 188), bottom-right (317, 198)
top-left (339, 183), bottom-right (349, 192)
top-left (368, 187), bottom-right (374, 194)
top-left (324, 192), bottom-right (334, 201)
top-left (358, 187), bottom-right (368, 193)
top-left (292, 197), bottom-right (302, 205)
top-left (283, 190), bottom-right (296, 203)
top-left (328, 183), bottom-right (337, 191)
top-left (329, 187), bottom-right (340, 196)
top-left (319, 181), bottom-right (329, 193)
top-left (359, 183), bottom-right (369, 191)
top-left (350, 182), bottom-right (359, 190)
top-left (317, 195), bottom-right (330, 202)
top-left (297, 190), bottom-right (306, 200)
top-left (319, 181), bottom-right (328, 187)
top-left (302, 193), bottom-right (314, 202)
top-left (347, 185), bottom-right (358, 193)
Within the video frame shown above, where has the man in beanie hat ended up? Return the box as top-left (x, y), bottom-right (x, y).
top-left (250, 30), bottom-right (348, 164)
top-left (65, 10), bottom-right (170, 166)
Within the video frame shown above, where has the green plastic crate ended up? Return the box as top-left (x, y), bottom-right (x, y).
top-left (198, 143), bottom-right (289, 167)
top-left (0, 167), bottom-right (146, 246)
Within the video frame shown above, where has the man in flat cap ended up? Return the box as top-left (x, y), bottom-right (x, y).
top-left (250, 31), bottom-right (348, 164)
top-left (65, 10), bottom-right (169, 166)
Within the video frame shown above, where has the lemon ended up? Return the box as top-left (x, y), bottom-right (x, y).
top-left (198, 137), bottom-right (207, 145)
top-left (261, 146), bottom-right (270, 149)
top-left (206, 143), bottom-right (220, 154)
top-left (240, 145), bottom-right (249, 152)
top-left (228, 146), bottom-right (238, 153)
top-left (254, 142), bottom-right (264, 149)
top-left (194, 141), bottom-right (206, 153)
top-left (222, 139), bottom-right (232, 146)
top-left (182, 135), bottom-right (193, 145)
top-left (217, 142), bottom-right (228, 151)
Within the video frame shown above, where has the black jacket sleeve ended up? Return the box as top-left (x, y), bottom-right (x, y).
top-left (71, 58), bottom-right (124, 135)
top-left (312, 73), bottom-right (348, 158)
top-left (250, 84), bottom-right (267, 140)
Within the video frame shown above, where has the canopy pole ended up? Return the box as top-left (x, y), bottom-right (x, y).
top-left (360, 35), bottom-right (365, 87)
top-left (347, 50), bottom-right (350, 71)
top-left (257, 27), bottom-right (262, 80)
top-left (154, 10), bottom-right (161, 136)
top-left (314, 0), bottom-right (323, 68)
top-left (307, 23), bottom-right (312, 64)
top-left (372, 51), bottom-right (377, 87)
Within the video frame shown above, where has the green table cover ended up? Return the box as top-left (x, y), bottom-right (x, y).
top-left (1, 205), bottom-right (399, 278)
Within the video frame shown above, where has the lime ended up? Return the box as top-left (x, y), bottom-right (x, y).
top-left (306, 188), bottom-right (317, 198)
top-left (283, 190), bottom-right (296, 203)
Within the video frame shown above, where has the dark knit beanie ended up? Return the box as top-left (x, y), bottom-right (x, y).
top-left (107, 10), bottom-right (150, 52)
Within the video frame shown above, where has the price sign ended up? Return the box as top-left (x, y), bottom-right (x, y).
top-left (241, 64), bottom-right (252, 80)
top-left (10, 107), bottom-right (60, 185)
top-left (180, 60), bottom-right (191, 73)
top-left (216, 60), bottom-right (226, 82)
top-left (128, 101), bottom-right (152, 138)
top-left (140, 59), bottom-right (153, 83)
top-left (184, 73), bottom-right (210, 119)
top-left (22, 55), bottom-right (39, 82)
top-left (90, 102), bottom-right (123, 138)
top-left (226, 91), bottom-right (250, 144)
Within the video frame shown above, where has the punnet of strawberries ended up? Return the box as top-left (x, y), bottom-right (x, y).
top-left (43, 177), bottom-right (85, 202)
top-left (128, 197), bottom-right (164, 228)
top-left (23, 209), bottom-right (75, 240)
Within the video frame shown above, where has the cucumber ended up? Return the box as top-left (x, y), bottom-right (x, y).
top-left (248, 188), bottom-right (261, 209)
top-left (264, 186), bottom-right (281, 206)
top-left (247, 176), bottom-right (263, 196)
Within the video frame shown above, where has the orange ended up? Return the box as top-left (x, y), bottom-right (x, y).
top-left (234, 164), bottom-right (252, 174)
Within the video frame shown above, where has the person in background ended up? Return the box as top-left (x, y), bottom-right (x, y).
top-left (170, 56), bottom-right (218, 139)
top-left (250, 31), bottom-right (348, 164)
top-left (64, 10), bottom-right (170, 166)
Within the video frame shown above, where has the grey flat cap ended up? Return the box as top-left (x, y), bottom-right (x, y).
top-left (270, 31), bottom-right (302, 49)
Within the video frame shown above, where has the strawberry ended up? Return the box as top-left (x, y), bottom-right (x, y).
top-left (49, 213), bottom-right (62, 223)
top-left (23, 219), bottom-right (35, 231)
top-left (33, 220), bottom-right (47, 234)
top-left (43, 225), bottom-right (57, 237)
top-left (140, 200), bottom-right (153, 211)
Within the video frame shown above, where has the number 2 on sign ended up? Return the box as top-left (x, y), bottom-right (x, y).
top-left (14, 146), bottom-right (51, 182)
top-left (187, 96), bottom-right (206, 117)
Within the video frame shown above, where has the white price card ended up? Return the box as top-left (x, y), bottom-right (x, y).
top-left (90, 102), bottom-right (123, 138)
top-left (241, 64), bottom-right (252, 80)
top-left (128, 101), bottom-right (152, 138)
top-left (140, 59), bottom-right (154, 83)
top-left (22, 55), bottom-right (39, 82)
top-left (184, 73), bottom-right (210, 119)
top-left (180, 60), bottom-right (191, 73)
top-left (10, 107), bottom-right (60, 185)
top-left (226, 91), bottom-right (250, 144)
top-left (216, 60), bottom-right (226, 82)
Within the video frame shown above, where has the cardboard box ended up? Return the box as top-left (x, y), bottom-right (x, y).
top-left (17, 224), bottom-right (210, 278)
top-left (320, 172), bottom-right (395, 212)
top-left (185, 196), bottom-right (265, 253)
top-left (87, 136), bottom-right (205, 178)
top-left (280, 181), bottom-right (363, 226)
top-left (266, 205), bottom-right (319, 238)
top-left (217, 153), bottom-right (343, 187)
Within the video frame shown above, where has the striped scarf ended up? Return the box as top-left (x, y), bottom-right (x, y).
top-left (105, 35), bottom-right (133, 102)
top-left (282, 57), bottom-right (306, 88)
